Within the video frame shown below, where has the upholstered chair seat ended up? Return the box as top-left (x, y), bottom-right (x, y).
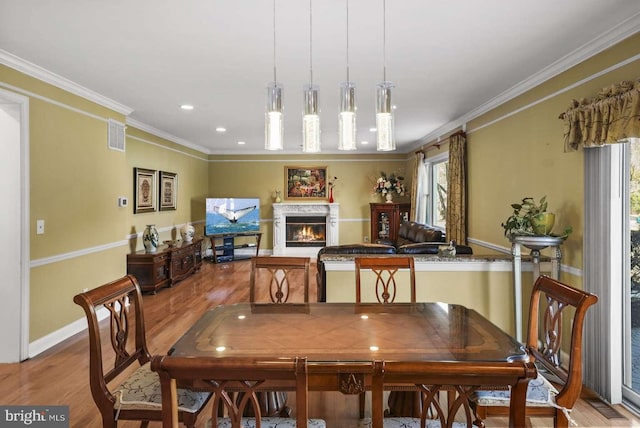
top-left (207, 417), bottom-right (327, 428)
top-left (115, 362), bottom-right (210, 413)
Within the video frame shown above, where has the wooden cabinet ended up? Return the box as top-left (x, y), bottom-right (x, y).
top-left (370, 203), bottom-right (411, 243)
top-left (169, 238), bottom-right (203, 283)
top-left (126, 251), bottom-right (171, 293)
top-left (126, 238), bottom-right (203, 293)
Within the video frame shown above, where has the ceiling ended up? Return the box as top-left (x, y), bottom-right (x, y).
top-left (1, 1), bottom-right (640, 155)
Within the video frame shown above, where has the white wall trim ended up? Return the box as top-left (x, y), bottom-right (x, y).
top-left (0, 49), bottom-right (133, 116)
top-left (0, 81), bottom-right (109, 123)
top-left (126, 118), bottom-right (211, 155)
top-left (30, 240), bottom-right (129, 268)
top-left (30, 223), bottom-right (201, 268)
top-left (128, 134), bottom-right (209, 162)
top-left (207, 157), bottom-right (408, 163)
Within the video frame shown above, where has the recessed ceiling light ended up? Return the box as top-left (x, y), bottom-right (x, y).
top-left (369, 127), bottom-right (376, 132)
top-left (361, 141), bottom-right (369, 145)
top-left (216, 127), bottom-right (227, 133)
top-left (180, 104), bottom-right (194, 110)
top-left (237, 141), bottom-right (246, 145)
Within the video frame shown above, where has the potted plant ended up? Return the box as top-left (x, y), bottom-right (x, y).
top-left (501, 196), bottom-right (572, 239)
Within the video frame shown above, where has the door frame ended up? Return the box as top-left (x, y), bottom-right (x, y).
top-left (0, 87), bottom-right (30, 362)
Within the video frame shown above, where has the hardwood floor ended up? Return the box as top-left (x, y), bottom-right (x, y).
top-left (1, 258), bottom-right (639, 427)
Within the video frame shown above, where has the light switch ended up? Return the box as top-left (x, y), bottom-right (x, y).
top-left (36, 219), bottom-right (45, 235)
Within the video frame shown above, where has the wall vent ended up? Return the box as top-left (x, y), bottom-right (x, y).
top-left (108, 119), bottom-right (125, 152)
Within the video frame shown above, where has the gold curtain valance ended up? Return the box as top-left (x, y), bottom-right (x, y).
top-left (560, 77), bottom-right (640, 151)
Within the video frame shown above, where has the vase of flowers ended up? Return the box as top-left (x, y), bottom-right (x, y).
top-left (374, 171), bottom-right (406, 203)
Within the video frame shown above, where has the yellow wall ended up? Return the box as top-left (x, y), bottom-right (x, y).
top-left (422, 33), bottom-right (640, 278)
top-left (326, 269), bottom-right (516, 333)
top-left (2, 31), bottom-right (639, 344)
top-left (207, 155), bottom-right (410, 245)
top-left (1, 64), bottom-right (211, 341)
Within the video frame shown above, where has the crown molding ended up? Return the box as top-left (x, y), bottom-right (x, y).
top-left (125, 118), bottom-right (212, 154)
top-left (412, 11), bottom-right (640, 149)
top-left (0, 49), bottom-right (133, 116)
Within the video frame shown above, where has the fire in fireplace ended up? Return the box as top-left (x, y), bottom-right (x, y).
top-left (286, 216), bottom-right (326, 247)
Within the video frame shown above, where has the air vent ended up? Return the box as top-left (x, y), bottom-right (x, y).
top-left (107, 119), bottom-right (125, 152)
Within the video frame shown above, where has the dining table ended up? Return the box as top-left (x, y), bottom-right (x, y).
top-left (168, 302), bottom-right (536, 428)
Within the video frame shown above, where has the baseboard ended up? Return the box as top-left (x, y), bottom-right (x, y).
top-left (28, 306), bottom-right (109, 358)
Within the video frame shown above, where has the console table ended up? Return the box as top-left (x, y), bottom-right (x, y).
top-left (208, 232), bottom-right (261, 263)
top-left (510, 235), bottom-right (565, 341)
top-left (126, 238), bottom-right (203, 293)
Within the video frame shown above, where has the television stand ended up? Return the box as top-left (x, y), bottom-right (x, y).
top-left (208, 232), bottom-right (262, 263)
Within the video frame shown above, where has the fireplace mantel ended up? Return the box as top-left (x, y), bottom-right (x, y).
top-left (273, 203), bottom-right (339, 256)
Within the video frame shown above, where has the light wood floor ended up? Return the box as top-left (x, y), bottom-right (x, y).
top-left (1, 258), bottom-right (639, 427)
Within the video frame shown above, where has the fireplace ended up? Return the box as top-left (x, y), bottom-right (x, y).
top-left (286, 216), bottom-right (326, 247)
top-left (273, 203), bottom-right (339, 256)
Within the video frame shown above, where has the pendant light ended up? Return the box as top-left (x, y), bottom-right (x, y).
top-left (376, 0), bottom-right (396, 151)
top-left (302, 0), bottom-right (321, 153)
top-left (338, 0), bottom-right (357, 151)
top-left (265, 0), bottom-right (284, 151)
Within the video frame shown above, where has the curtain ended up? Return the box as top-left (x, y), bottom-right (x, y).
top-left (410, 152), bottom-right (425, 222)
top-left (446, 133), bottom-right (467, 245)
top-left (561, 77), bottom-right (640, 151)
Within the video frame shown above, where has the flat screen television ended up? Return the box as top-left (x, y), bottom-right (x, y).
top-left (205, 198), bottom-right (260, 235)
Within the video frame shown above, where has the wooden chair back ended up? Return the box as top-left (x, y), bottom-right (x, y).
top-left (72, 275), bottom-right (204, 427)
top-left (355, 257), bottom-right (416, 303)
top-left (151, 356), bottom-right (311, 428)
top-left (474, 275), bottom-right (598, 428)
top-left (527, 275), bottom-right (598, 412)
top-left (250, 256), bottom-right (310, 303)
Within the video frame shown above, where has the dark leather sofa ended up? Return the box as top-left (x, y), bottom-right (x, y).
top-left (315, 222), bottom-right (473, 301)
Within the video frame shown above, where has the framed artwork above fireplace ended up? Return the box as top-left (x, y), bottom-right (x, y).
top-left (285, 166), bottom-right (327, 200)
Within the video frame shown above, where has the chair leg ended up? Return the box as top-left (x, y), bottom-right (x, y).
top-left (555, 410), bottom-right (570, 428)
top-left (359, 392), bottom-right (366, 419)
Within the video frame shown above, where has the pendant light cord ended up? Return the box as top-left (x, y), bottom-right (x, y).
top-left (346, 0), bottom-right (350, 82)
top-left (383, 0), bottom-right (387, 82)
top-left (309, 0), bottom-right (313, 85)
top-left (273, 0), bottom-right (277, 83)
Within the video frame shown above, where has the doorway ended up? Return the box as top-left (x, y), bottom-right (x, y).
top-left (0, 88), bottom-right (30, 362)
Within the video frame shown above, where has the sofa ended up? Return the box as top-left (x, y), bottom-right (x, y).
top-left (315, 222), bottom-right (473, 301)
top-left (378, 221), bottom-right (445, 249)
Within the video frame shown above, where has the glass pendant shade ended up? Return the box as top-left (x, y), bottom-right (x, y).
top-left (265, 82), bottom-right (284, 150)
top-left (376, 81), bottom-right (395, 151)
top-left (338, 81), bottom-right (357, 151)
top-left (302, 84), bottom-right (321, 153)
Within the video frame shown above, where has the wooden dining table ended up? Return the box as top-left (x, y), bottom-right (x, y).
top-left (168, 302), bottom-right (536, 428)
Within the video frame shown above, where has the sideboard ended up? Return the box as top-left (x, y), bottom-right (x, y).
top-left (126, 238), bottom-right (203, 293)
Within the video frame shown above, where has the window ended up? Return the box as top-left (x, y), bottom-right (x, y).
top-left (423, 152), bottom-right (448, 228)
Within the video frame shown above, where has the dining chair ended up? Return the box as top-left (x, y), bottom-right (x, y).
top-left (151, 355), bottom-right (326, 428)
top-left (73, 275), bottom-right (210, 428)
top-left (366, 361), bottom-right (473, 428)
top-left (248, 256), bottom-right (311, 418)
top-left (354, 256), bottom-right (416, 303)
top-left (355, 256), bottom-right (417, 419)
top-left (250, 256), bottom-right (311, 304)
top-left (471, 275), bottom-right (598, 428)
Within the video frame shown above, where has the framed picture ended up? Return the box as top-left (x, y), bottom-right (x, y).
top-left (134, 167), bottom-right (156, 213)
top-left (159, 171), bottom-right (177, 211)
top-left (285, 166), bottom-right (327, 199)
